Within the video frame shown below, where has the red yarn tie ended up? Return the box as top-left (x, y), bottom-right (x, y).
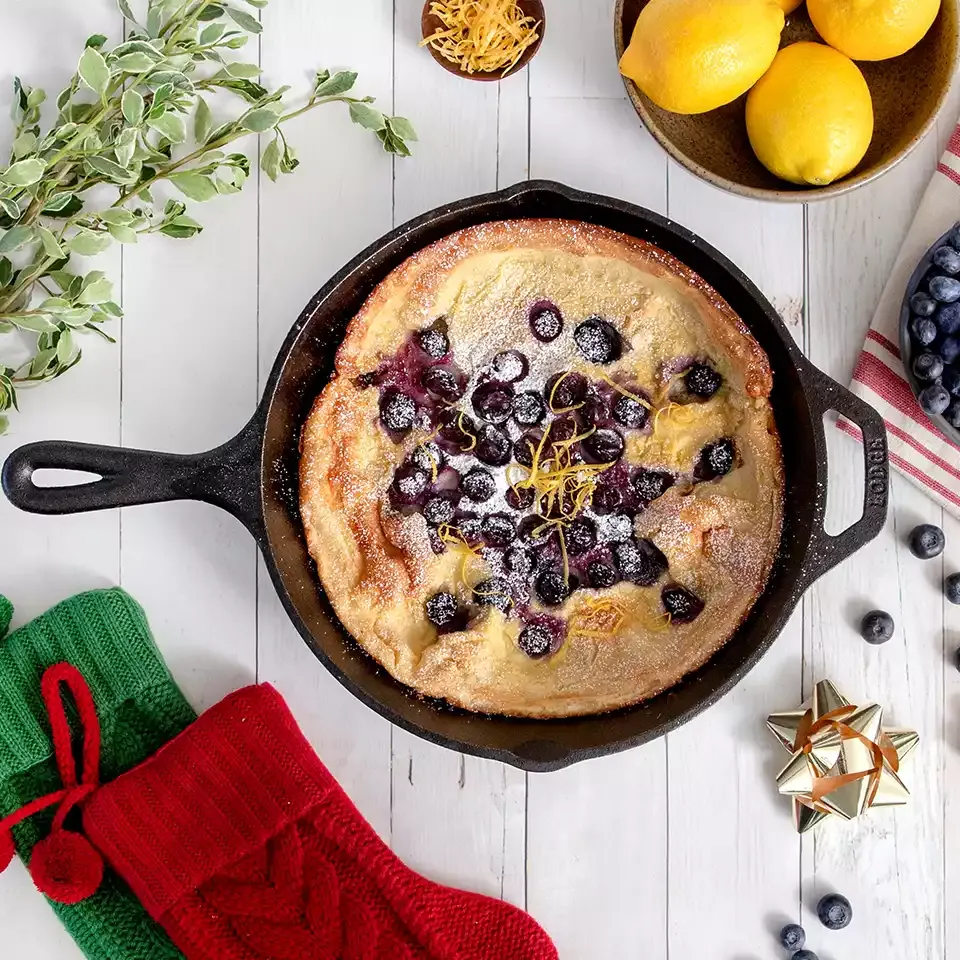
top-left (0, 662), bottom-right (104, 903)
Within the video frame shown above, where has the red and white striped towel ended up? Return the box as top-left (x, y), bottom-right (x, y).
top-left (845, 126), bottom-right (960, 515)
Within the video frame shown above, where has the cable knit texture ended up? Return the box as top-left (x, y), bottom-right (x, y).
top-left (0, 588), bottom-right (193, 960)
top-left (84, 683), bottom-right (559, 960)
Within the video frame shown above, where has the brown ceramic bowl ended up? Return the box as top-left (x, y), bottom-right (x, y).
top-left (421, 0), bottom-right (545, 81)
top-left (614, 0), bottom-right (959, 201)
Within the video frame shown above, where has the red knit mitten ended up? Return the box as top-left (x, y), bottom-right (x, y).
top-left (81, 684), bottom-right (558, 960)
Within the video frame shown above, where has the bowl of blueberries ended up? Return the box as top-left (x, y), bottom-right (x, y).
top-left (901, 222), bottom-right (960, 437)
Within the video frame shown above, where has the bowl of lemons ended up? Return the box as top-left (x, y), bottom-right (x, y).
top-left (615, 0), bottom-right (958, 200)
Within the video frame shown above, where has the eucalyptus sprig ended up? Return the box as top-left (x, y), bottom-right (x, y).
top-left (0, 0), bottom-right (416, 433)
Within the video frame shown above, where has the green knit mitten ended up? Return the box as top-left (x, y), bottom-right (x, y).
top-left (0, 588), bottom-right (195, 960)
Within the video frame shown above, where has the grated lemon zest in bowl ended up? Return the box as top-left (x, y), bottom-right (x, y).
top-left (421, 0), bottom-right (541, 77)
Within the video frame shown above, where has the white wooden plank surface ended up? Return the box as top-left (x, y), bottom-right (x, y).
top-left (0, 1), bottom-right (956, 957)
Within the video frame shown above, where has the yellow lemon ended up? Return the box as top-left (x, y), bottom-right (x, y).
top-left (745, 42), bottom-right (874, 185)
top-left (619, 0), bottom-right (785, 115)
top-left (777, 0), bottom-right (804, 11)
top-left (807, 0), bottom-right (941, 60)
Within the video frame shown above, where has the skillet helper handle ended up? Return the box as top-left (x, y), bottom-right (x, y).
top-left (2, 412), bottom-right (266, 544)
top-left (799, 360), bottom-right (889, 586)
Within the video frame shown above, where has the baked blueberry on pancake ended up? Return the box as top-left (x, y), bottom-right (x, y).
top-left (300, 220), bottom-right (783, 717)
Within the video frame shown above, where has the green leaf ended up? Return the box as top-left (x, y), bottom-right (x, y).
top-left (78, 46), bottom-right (110, 100)
top-left (78, 276), bottom-right (114, 304)
top-left (0, 415), bottom-right (9, 434)
top-left (122, 88), bottom-right (145, 125)
top-left (260, 135), bottom-right (281, 182)
top-left (59, 307), bottom-right (96, 327)
top-left (163, 198), bottom-right (187, 218)
top-left (226, 63), bottom-right (262, 80)
top-left (99, 300), bottom-right (123, 318)
top-left (117, 0), bottom-right (137, 21)
top-left (107, 223), bottom-right (139, 243)
top-left (314, 70), bottom-right (357, 98)
top-left (147, 111), bottom-right (187, 143)
top-left (57, 329), bottom-right (75, 365)
top-left (222, 34), bottom-right (249, 49)
top-left (194, 96), bottom-right (213, 143)
top-left (241, 106), bottom-right (281, 133)
top-left (0, 258), bottom-right (12, 286)
top-left (241, 0), bottom-right (268, 6)
top-left (85, 34), bottom-right (108, 49)
top-left (348, 102), bottom-right (386, 132)
top-left (67, 230), bottom-right (113, 256)
top-left (377, 127), bottom-right (411, 158)
top-left (113, 39), bottom-right (162, 59)
top-left (170, 172), bottom-right (219, 201)
top-left (97, 208), bottom-right (135, 226)
top-left (115, 52), bottom-right (157, 73)
top-left (226, 6), bottom-right (262, 33)
top-left (11, 313), bottom-right (56, 333)
top-left (387, 115), bottom-right (418, 142)
top-left (42, 193), bottom-right (82, 217)
top-left (146, 71), bottom-right (194, 94)
top-left (0, 225), bottom-right (36, 253)
top-left (12, 131), bottom-right (38, 159)
top-left (199, 22), bottom-right (226, 44)
top-left (197, 3), bottom-right (226, 20)
top-left (160, 214), bottom-right (203, 238)
top-left (114, 127), bottom-right (138, 168)
top-left (37, 226), bottom-right (65, 259)
top-left (0, 157), bottom-right (46, 186)
top-left (0, 197), bottom-right (20, 220)
top-left (85, 155), bottom-right (136, 182)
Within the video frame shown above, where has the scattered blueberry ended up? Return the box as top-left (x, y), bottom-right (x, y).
top-left (913, 352), bottom-right (944, 381)
top-left (473, 577), bottom-right (512, 614)
top-left (514, 430), bottom-right (541, 468)
top-left (518, 515), bottom-right (554, 546)
top-left (930, 275), bottom-right (960, 302)
top-left (426, 592), bottom-right (458, 628)
top-left (792, 952), bottom-right (818, 960)
top-left (545, 371), bottom-right (588, 411)
top-left (422, 365), bottom-right (464, 402)
top-left (565, 518), bottom-right (597, 555)
top-left (816, 893), bottom-right (852, 931)
top-left (934, 245), bottom-right (960, 274)
top-left (661, 584), bottom-right (704, 623)
top-left (909, 522), bottom-right (945, 559)
top-left (416, 327), bottom-right (449, 359)
top-left (591, 484), bottom-right (622, 514)
top-left (947, 400), bottom-right (960, 429)
top-left (437, 409), bottom-right (476, 452)
top-left (475, 424), bottom-right (513, 466)
top-left (612, 393), bottom-right (649, 429)
top-left (938, 302), bottom-right (960, 335)
top-left (860, 609), bottom-right (894, 644)
top-left (549, 415), bottom-right (579, 445)
top-left (505, 485), bottom-right (536, 510)
top-left (482, 512), bottom-right (517, 547)
top-left (946, 572), bottom-right (960, 604)
top-left (587, 561), bottom-right (619, 588)
top-left (423, 497), bottom-right (455, 526)
top-left (582, 428), bottom-right (625, 463)
top-left (379, 390), bottom-right (417, 433)
top-left (634, 468), bottom-right (674, 503)
top-left (427, 528), bottom-right (445, 555)
top-left (695, 438), bottom-right (736, 481)
top-left (685, 362), bottom-right (723, 399)
top-left (489, 350), bottom-right (529, 383)
top-left (513, 390), bottom-right (546, 426)
top-left (942, 366), bottom-right (960, 395)
top-left (614, 538), bottom-right (668, 586)
top-left (577, 393), bottom-right (609, 427)
top-left (911, 315), bottom-right (938, 345)
top-left (459, 515), bottom-right (483, 544)
top-left (919, 381), bottom-right (951, 416)
top-left (573, 316), bottom-right (623, 364)
top-left (911, 291), bottom-right (938, 316)
top-left (600, 513), bottom-right (634, 544)
top-left (943, 337), bottom-right (960, 364)
top-left (518, 624), bottom-right (552, 657)
top-left (778, 924), bottom-right (805, 951)
top-left (529, 302), bottom-right (563, 342)
top-left (411, 441), bottom-right (444, 474)
top-left (391, 464), bottom-right (429, 503)
top-left (951, 223), bottom-right (960, 249)
top-left (461, 467), bottom-right (495, 503)
top-left (503, 545), bottom-right (533, 577)
top-left (535, 569), bottom-right (573, 607)
top-left (472, 381), bottom-right (514, 424)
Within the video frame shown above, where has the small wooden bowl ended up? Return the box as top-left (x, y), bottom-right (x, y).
top-left (614, 0), bottom-right (958, 201)
top-left (421, 0), bottom-right (545, 81)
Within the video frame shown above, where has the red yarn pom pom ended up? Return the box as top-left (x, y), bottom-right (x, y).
top-left (0, 830), bottom-right (14, 872)
top-left (30, 830), bottom-right (103, 904)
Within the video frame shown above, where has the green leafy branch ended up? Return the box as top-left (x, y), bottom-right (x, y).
top-left (0, 0), bottom-right (416, 434)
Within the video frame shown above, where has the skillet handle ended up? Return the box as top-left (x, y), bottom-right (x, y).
top-left (797, 360), bottom-right (888, 588)
top-left (2, 410), bottom-right (266, 545)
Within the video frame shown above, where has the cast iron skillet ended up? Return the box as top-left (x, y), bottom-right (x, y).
top-left (2, 181), bottom-right (889, 772)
